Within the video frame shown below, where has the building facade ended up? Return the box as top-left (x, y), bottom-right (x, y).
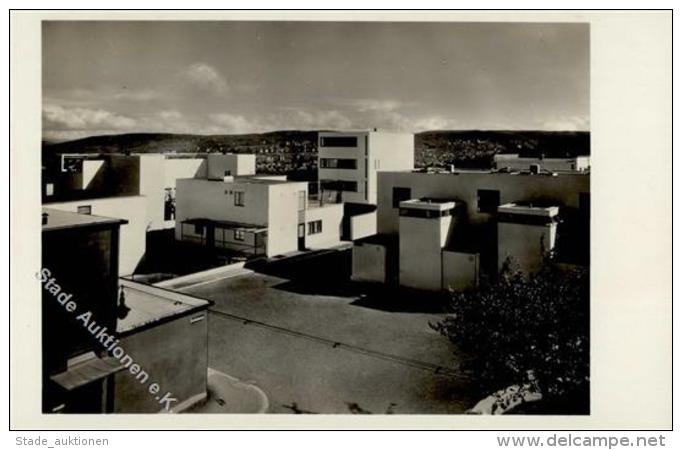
top-left (175, 176), bottom-right (343, 259)
top-left (317, 131), bottom-right (414, 205)
top-left (352, 169), bottom-right (590, 291)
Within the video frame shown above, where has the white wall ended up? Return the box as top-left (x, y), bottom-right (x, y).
top-left (138, 155), bottom-right (166, 227)
top-left (163, 158), bottom-right (207, 189)
top-left (175, 178), bottom-right (305, 258)
top-left (377, 171), bottom-right (590, 235)
top-left (304, 203), bottom-right (343, 249)
top-left (266, 182), bottom-right (305, 257)
top-left (367, 132), bottom-right (415, 204)
top-left (207, 154), bottom-right (256, 179)
top-left (349, 211), bottom-right (377, 240)
top-left (81, 160), bottom-right (106, 190)
top-left (175, 179), bottom-right (270, 240)
top-left (47, 196), bottom-right (149, 276)
top-left (399, 213), bottom-right (452, 291)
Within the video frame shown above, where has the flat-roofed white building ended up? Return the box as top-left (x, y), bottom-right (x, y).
top-left (175, 175), bottom-right (343, 258)
top-left (494, 154), bottom-right (590, 173)
top-left (43, 152), bottom-right (265, 274)
top-left (352, 168), bottom-right (589, 291)
top-left (317, 130), bottom-right (414, 205)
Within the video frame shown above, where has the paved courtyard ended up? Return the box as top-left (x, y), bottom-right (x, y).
top-left (180, 249), bottom-right (477, 414)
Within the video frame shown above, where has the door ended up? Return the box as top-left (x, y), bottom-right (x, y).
top-left (298, 224), bottom-right (306, 250)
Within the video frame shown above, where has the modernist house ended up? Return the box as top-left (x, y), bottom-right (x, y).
top-left (174, 174), bottom-right (344, 259)
top-left (42, 152), bottom-right (257, 275)
top-left (317, 130), bottom-right (415, 240)
top-left (317, 130), bottom-right (414, 205)
top-left (352, 168), bottom-right (590, 291)
top-left (41, 208), bottom-right (210, 413)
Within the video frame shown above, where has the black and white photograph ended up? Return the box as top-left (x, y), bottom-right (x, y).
top-left (9, 9), bottom-right (672, 435)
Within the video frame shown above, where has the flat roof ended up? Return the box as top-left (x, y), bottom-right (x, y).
top-left (498, 202), bottom-right (560, 217)
top-left (42, 207), bottom-right (128, 232)
top-left (399, 198), bottom-right (457, 211)
top-left (117, 279), bottom-right (211, 335)
top-left (179, 175), bottom-right (302, 186)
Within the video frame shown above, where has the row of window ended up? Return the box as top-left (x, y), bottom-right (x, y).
top-left (319, 158), bottom-right (357, 169)
top-left (319, 136), bottom-right (358, 148)
top-left (320, 180), bottom-right (358, 192)
top-left (193, 224), bottom-right (247, 241)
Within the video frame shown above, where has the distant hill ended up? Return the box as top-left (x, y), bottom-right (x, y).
top-left (42, 130), bottom-right (590, 176)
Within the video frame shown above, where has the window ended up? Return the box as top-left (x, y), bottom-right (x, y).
top-left (307, 220), bottom-right (322, 235)
top-left (319, 158), bottom-right (357, 169)
top-left (194, 224), bottom-right (204, 235)
top-left (477, 189), bottom-right (500, 213)
top-left (400, 208), bottom-right (452, 219)
top-left (320, 136), bottom-right (358, 147)
top-left (45, 183), bottom-right (54, 196)
top-left (392, 187), bottom-right (412, 208)
top-left (234, 229), bottom-right (245, 241)
top-left (77, 205), bottom-right (92, 215)
top-left (297, 190), bottom-right (307, 211)
top-left (320, 180), bottom-right (357, 192)
top-left (234, 191), bottom-right (245, 207)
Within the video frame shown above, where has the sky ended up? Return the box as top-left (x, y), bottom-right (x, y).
top-left (42, 21), bottom-right (589, 141)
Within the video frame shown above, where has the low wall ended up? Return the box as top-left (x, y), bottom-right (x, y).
top-left (350, 211), bottom-right (377, 241)
top-left (351, 241), bottom-right (387, 284)
top-left (442, 250), bottom-right (479, 291)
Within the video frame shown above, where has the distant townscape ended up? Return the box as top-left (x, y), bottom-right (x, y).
top-left (42, 130), bottom-right (590, 177)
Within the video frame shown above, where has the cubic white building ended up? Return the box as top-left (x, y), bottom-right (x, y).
top-left (352, 168), bottom-right (590, 291)
top-left (174, 174), bottom-right (343, 259)
top-left (42, 152), bottom-right (261, 274)
top-left (317, 130), bottom-right (414, 205)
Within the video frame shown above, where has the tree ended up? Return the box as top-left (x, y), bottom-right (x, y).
top-left (431, 258), bottom-right (589, 411)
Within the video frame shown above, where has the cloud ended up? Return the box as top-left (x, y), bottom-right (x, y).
top-left (43, 103), bottom-right (136, 131)
top-left (209, 113), bottom-right (254, 134)
top-left (351, 99), bottom-right (402, 112)
top-left (158, 110), bottom-right (183, 121)
top-left (179, 62), bottom-right (229, 95)
top-left (283, 109), bottom-right (354, 130)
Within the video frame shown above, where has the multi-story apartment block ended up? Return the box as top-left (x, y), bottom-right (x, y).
top-left (352, 168), bottom-right (589, 291)
top-left (317, 130), bottom-right (414, 205)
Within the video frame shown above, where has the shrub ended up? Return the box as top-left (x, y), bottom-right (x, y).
top-left (432, 258), bottom-right (589, 404)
